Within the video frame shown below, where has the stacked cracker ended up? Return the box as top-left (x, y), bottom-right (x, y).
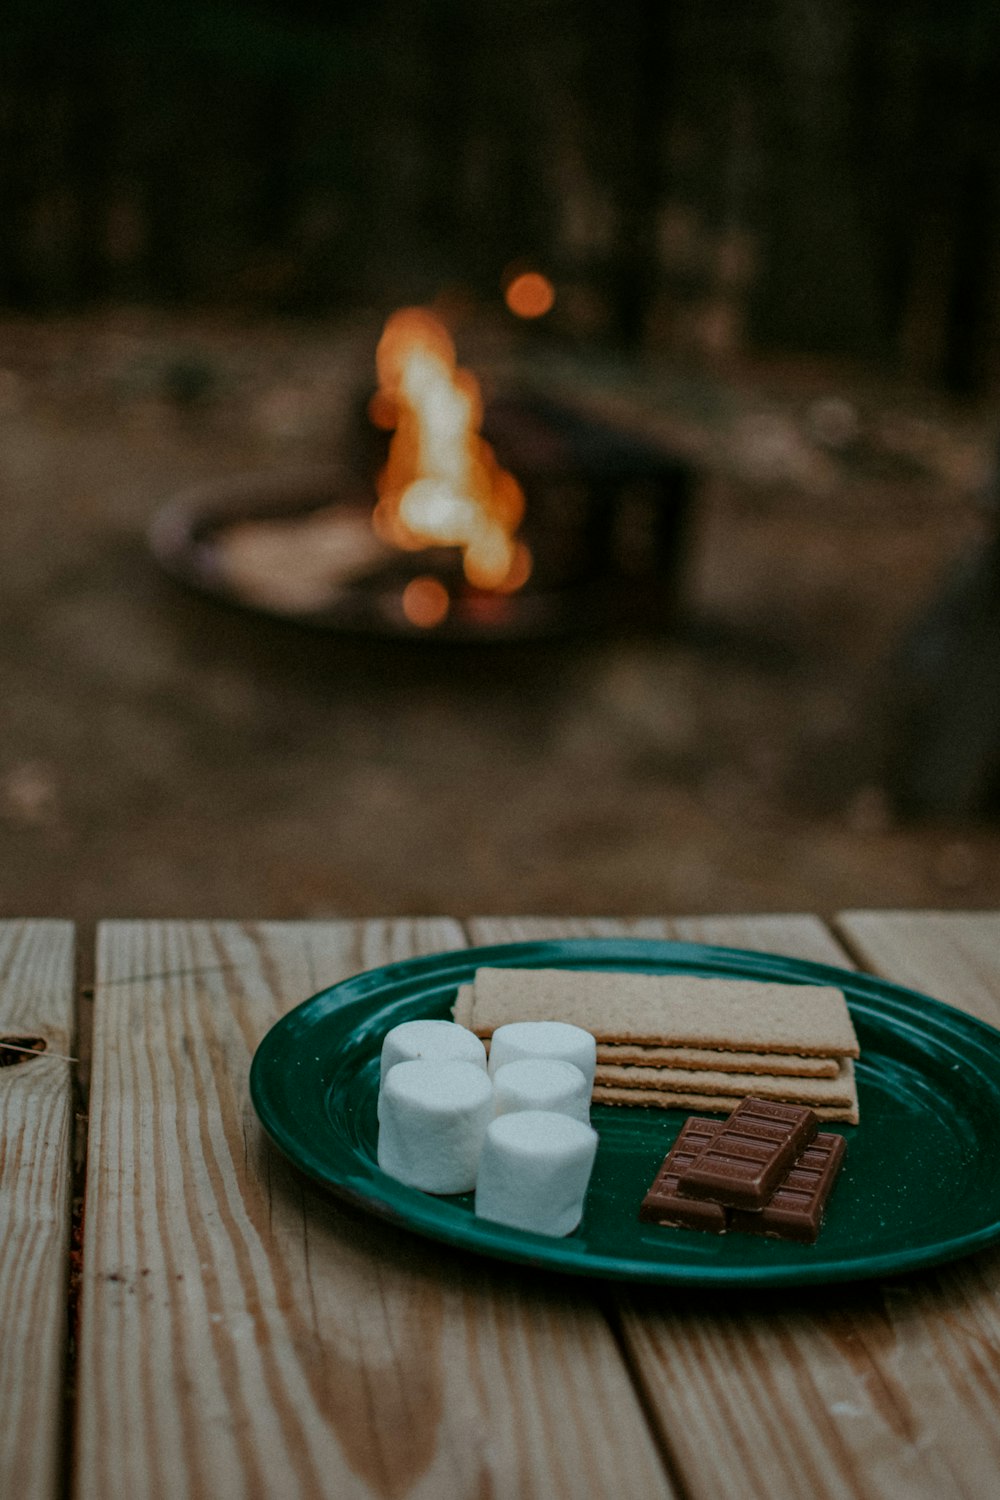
top-left (453, 968), bottom-right (860, 1124)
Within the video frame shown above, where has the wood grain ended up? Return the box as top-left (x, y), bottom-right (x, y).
top-left (837, 908), bottom-right (1000, 1027)
top-left (471, 913), bottom-right (1000, 1500)
top-left (831, 911), bottom-right (1000, 1492)
top-left (0, 920), bottom-right (75, 1500)
top-left (76, 920), bottom-right (675, 1500)
top-left (465, 912), bottom-right (848, 966)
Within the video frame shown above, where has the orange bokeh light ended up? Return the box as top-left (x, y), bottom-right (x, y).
top-left (401, 575), bottom-right (450, 628)
top-left (504, 272), bottom-right (555, 319)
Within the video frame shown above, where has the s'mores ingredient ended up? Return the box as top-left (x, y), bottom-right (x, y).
top-left (471, 968), bottom-right (859, 1057)
top-left (487, 1019), bottom-right (597, 1090)
top-left (730, 1131), bottom-right (847, 1243)
top-left (379, 1018), bottom-right (487, 1086)
top-left (377, 1059), bottom-right (493, 1194)
top-left (592, 1085), bottom-right (859, 1124)
top-left (640, 1112), bottom-right (847, 1243)
top-left (492, 1058), bottom-right (591, 1123)
top-left (452, 985), bottom-right (475, 1028)
top-left (463, 965), bottom-right (862, 1120)
top-left (676, 1097), bottom-right (819, 1208)
top-left (595, 1057), bottom-right (857, 1108)
top-left (639, 1118), bottom-right (728, 1233)
top-left (597, 1041), bottom-right (840, 1078)
top-left (474, 1109), bottom-right (599, 1236)
top-left (455, 976), bottom-right (838, 1075)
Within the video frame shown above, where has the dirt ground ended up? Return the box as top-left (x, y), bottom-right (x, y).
top-left (1, 309), bottom-right (998, 924)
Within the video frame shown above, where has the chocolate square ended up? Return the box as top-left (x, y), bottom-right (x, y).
top-left (675, 1097), bottom-right (819, 1209)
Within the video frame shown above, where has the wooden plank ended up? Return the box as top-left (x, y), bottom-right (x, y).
top-left (825, 909), bottom-right (1000, 1493)
top-left (465, 912), bottom-right (847, 965)
top-left (76, 920), bottom-right (676, 1500)
top-left (472, 915), bottom-right (997, 1500)
top-left (0, 920), bottom-right (76, 1500)
top-left (619, 912), bottom-right (1000, 1500)
top-left (836, 908), bottom-right (1000, 1028)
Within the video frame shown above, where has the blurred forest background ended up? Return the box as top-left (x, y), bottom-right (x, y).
top-left (4, 1), bottom-right (1000, 387)
top-left (2, 0), bottom-right (1000, 922)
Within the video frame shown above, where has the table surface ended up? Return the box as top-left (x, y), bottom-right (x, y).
top-left (4, 912), bottom-right (1000, 1500)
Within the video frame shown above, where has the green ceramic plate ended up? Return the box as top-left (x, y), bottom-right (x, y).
top-left (249, 938), bottom-right (1000, 1285)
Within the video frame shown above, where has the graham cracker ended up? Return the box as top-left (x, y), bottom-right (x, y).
top-left (591, 1085), bottom-right (859, 1126)
top-left (594, 1057), bottom-right (856, 1107)
top-left (470, 968), bottom-right (859, 1057)
top-left (595, 1042), bottom-right (838, 1078)
top-left (456, 984), bottom-right (837, 1076)
top-left (452, 984), bottom-right (474, 1028)
top-left (457, 986), bottom-right (838, 1077)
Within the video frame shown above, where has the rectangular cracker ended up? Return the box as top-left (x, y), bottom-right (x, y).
top-left (456, 984), bottom-right (842, 1077)
top-left (594, 1058), bottom-right (856, 1107)
top-left (456, 987), bottom-right (838, 1080)
top-left (471, 968), bottom-right (859, 1057)
top-left (453, 984), bottom-right (474, 1028)
top-left (591, 1085), bottom-right (859, 1127)
top-left (595, 1042), bottom-right (838, 1078)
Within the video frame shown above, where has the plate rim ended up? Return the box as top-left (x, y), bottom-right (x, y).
top-left (249, 936), bottom-right (1000, 1285)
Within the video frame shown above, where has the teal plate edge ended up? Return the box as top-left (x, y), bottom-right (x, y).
top-left (249, 937), bottom-right (1000, 1286)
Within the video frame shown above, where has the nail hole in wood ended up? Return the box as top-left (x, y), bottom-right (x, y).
top-left (0, 1036), bottom-right (48, 1066)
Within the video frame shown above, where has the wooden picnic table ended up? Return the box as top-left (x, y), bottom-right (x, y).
top-left (4, 912), bottom-right (1000, 1500)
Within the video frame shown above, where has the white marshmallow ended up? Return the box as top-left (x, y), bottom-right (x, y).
top-left (474, 1110), bottom-right (599, 1236)
top-left (377, 1059), bottom-right (493, 1194)
top-left (492, 1058), bottom-right (590, 1124)
top-left (379, 1018), bottom-right (487, 1086)
top-left (487, 1020), bottom-right (596, 1091)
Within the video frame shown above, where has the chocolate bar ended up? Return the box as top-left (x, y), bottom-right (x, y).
top-left (639, 1118), bottom-right (728, 1233)
top-left (730, 1131), bottom-right (846, 1243)
top-left (675, 1096), bottom-right (819, 1208)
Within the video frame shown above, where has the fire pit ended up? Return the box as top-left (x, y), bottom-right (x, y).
top-left (149, 462), bottom-right (574, 641)
top-left (150, 313), bottom-right (697, 641)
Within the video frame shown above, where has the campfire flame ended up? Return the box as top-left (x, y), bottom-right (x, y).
top-left (370, 308), bottom-right (531, 600)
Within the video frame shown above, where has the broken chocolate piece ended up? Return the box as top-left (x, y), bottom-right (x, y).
top-left (676, 1096), bottom-right (819, 1208)
top-left (639, 1118), bottom-right (728, 1233)
top-left (730, 1131), bottom-right (846, 1243)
